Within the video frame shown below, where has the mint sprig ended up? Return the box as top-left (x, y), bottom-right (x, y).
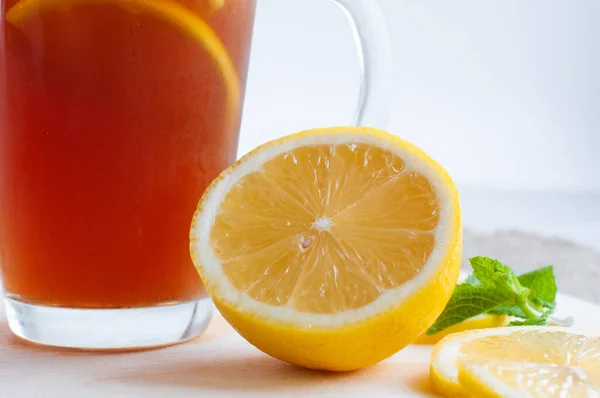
top-left (426, 257), bottom-right (557, 335)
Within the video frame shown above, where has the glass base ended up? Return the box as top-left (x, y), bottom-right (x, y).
top-left (4, 297), bottom-right (213, 350)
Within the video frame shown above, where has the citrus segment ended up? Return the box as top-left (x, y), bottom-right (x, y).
top-left (211, 143), bottom-right (439, 313)
top-left (460, 361), bottom-right (600, 398)
top-left (5, 0), bottom-right (239, 129)
top-left (191, 127), bottom-right (462, 370)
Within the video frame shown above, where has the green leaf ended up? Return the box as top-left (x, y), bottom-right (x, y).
top-left (509, 311), bottom-right (551, 326)
top-left (465, 274), bottom-right (482, 286)
top-left (426, 284), bottom-right (513, 335)
top-left (469, 257), bottom-right (522, 295)
top-left (469, 257), bottom-right (507, 285)
top-left (428, 260), bottom-right (559, 335)
top-left (529, 296), bottom-right (555, 311)
top-left (489, 267), bottom-right (556, 318)
top-left (518, 266), bottom-right (556, 305)
top-left (488, 305), bottom-right (527, 318)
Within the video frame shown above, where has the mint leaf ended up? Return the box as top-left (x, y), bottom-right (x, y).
top-left (469, 257), bottom-right (525, 298)
top-left (469, 257), bottom-right (508, 285)
top-left (488, 305), bottom-right (527, 318)
top-left (465, 274), bottom-right (482, 286)
top-left (490, 267), bottom-right (557, 317)
top-left (427, 258), bottom-right (558, 335)
top-left (426, 284), bottom-right (513, 335)
top-left (509, 312), bottom-right (550, 326)
top-left (518, 266), bottom-right (556, 305)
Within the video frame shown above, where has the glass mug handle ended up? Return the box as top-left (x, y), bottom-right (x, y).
top-left (332, 0), bottom-right (393, 128)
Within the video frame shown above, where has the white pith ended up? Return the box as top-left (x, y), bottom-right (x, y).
top-left (192, 131), bottom-right (458, 327)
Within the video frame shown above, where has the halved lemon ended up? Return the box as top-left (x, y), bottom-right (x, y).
top-left (431, 326), bottom-right (600, 397)
top-left (415, 313), bottom-right (509, 345)
top-left (190, 127), bottom-right (462, 371)
top-left (6, 0), bottom-right (238, 128)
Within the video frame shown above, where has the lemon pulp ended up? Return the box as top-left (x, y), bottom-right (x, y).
top-left (6, 0), bottom-right (239, 130)
top-left (211, 143), bottom-right (440, 313)
top-left (459, 329), bottom-right (600, 396)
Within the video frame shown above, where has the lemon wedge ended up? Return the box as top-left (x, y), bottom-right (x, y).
top-left (190, 127), bottom-right (462, 371)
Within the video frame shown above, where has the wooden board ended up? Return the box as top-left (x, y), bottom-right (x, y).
top-left (1, 293), bottom-right (599, 398)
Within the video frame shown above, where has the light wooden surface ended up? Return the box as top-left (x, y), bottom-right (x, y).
top-left (1, 293), bottom-right (599, 398)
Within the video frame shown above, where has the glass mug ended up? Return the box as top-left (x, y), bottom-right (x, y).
top-left (0, 0), bottom-right (392, 349)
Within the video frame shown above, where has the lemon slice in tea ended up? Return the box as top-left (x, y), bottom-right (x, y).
top-left (5, 0), bottom-right (239, 128)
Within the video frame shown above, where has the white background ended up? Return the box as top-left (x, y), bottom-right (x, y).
top-left (239, 0), bottom-right (599, 248)
top-left (240, 0), bottom-right (599, 192)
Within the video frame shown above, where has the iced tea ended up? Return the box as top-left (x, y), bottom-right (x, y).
top-left (0, 0), bottom-right (256, 308)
